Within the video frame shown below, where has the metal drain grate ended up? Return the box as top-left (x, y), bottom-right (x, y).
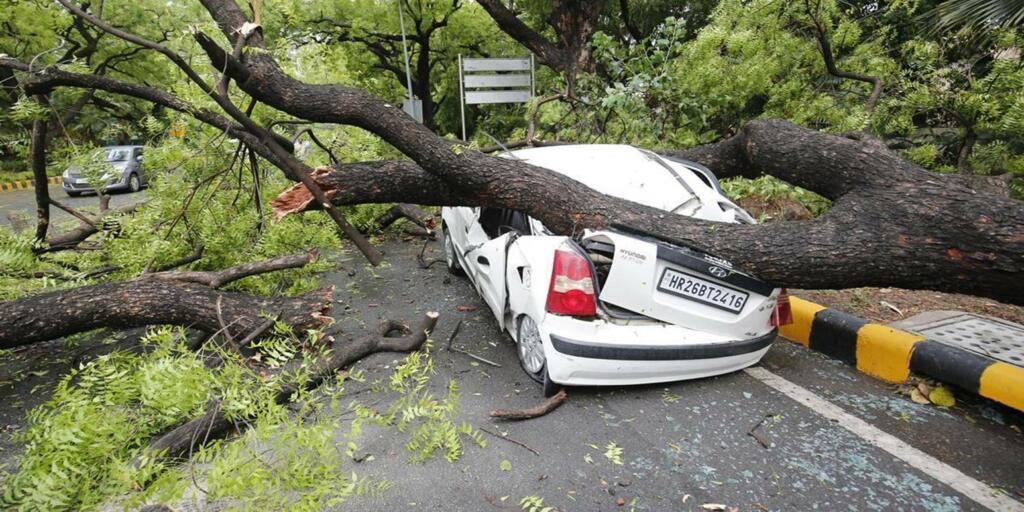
top-left (915, 314), bottom-right (1024, 367)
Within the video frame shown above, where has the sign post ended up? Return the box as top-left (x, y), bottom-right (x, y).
top-left (459, 55), bottom-right (534, 140)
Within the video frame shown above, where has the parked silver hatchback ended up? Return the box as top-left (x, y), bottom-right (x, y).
top-left (61, 145), bottom-right (149, 197)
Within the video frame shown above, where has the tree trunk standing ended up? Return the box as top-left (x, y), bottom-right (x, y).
top-left (30, 113), bottom-right (50, 242)
top-left (548, 0), bottom-right (606, 94)
top-left (415, 33), bottom-right (436, 131)
top-left (958, 125), bottom-right (977, 173)
top-left (476, 0), bottom-right (607, 95)
top-left (618, 0), bottom-right (644, 42)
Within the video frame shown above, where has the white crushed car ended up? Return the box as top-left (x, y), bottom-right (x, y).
top-left (441, 144), bottom-right (792, 396)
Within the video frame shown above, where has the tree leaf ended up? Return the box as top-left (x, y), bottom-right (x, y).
top-left (929, 386), bottom-right (955, 407)
top-left (910, 388), bottom-right (931, 404)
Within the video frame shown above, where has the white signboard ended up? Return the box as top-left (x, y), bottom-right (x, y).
top-left (459, 55), bottom-right (534, 140)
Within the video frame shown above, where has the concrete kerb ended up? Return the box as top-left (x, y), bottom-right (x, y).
top-left (779, 296), bottom-right (1024, 413)
top-left (0, 176), bottom-right (61, 191)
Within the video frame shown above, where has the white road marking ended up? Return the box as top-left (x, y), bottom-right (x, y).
top-left (744, 366), bottom-right (1024, 512)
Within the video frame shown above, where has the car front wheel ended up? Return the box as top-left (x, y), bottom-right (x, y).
top-left (127, 173), bottom-right (141, 193)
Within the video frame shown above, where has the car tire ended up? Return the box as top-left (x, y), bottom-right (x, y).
top-left (65, 190), bottom-right (82, 197)
top-left (442, 222), bottom-right (464, 276)
top-left (127, 173), bottom-right (141, 193)
top-left (542, 366), bottom-right (560, 398)
top-left (517, 315), bottom-right (547, 382)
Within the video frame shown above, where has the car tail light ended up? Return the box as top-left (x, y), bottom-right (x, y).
top-left (771, 288), bottom-right (793, 327)
top-left (546, 244), bottom-right (597, 317)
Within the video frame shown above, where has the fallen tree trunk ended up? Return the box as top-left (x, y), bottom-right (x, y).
top-left (0, 280), bottom-right (333, 349)
top-left (274, 122), bottom-right (1024, 305)
top-left (182, 3), bottom-right (1024, 304)
top-left (0, 252), bottom-right (328, 348)
top-left (133, 311), bottom-right (439, 467)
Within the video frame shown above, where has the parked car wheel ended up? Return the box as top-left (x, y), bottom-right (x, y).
top-left (127, 173), bottom-right (141, 193)
top-left (65, 190), bottom-right (82, 197)
top-left (517, 315), bottom-right (546, 379)
top-left (442, 223), bottom-right (464, 276)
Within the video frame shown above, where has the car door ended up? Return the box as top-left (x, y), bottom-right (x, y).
top-left (460, 209), bottom-right (510, 328)
top-left (133, 148), bottom-right (146, 185)
top-left (467, 234), bottom-right (511, 328)
top-left (443, 206), bottom-right (476, 268)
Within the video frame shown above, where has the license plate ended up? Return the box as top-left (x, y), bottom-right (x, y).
top-left (75, 179), bottom-right (89, 185)
top-left (657, 267), bottom-right (749, 314)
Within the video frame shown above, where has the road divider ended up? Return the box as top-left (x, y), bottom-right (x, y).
top-left (0, 176), bottom-right (61, 191)
top-left (779, 296), bottom-right (1024, 413)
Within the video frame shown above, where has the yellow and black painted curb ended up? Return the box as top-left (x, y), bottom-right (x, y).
top-left (0, 176), bottom-right (61, 191)
top-left (779, 297), bottom-right (1024, 413)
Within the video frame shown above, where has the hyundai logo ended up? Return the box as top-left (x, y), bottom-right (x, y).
top-left (708, 266), bottom-right (729, 278)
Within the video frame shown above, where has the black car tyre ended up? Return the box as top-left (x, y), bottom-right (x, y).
top-left (442, 223), bottom-right (464, 276)
top-left (127, 173), bottom-right (141, 193)
top-left (542, 366), bottom-right (560, 398)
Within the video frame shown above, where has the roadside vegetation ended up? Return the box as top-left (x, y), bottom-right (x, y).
top-left (0, 0), bottom-right (1021, 509)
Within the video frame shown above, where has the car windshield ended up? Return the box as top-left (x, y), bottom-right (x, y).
top-left (105, 149), bottom-right (130, 162)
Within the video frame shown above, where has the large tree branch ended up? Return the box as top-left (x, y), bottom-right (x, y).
top-left (473, 0), bottom-right (567, 71)
top-left (0, 254), bottom-right (333, 348)
top-left (0, 57), bottom-right (294, 157)
top-left (189, 0), bottom-right (1024, 304)
top-left (0, 281), bottom-right (333, 349)
top-left (152, 250), bottom-right (317, 288)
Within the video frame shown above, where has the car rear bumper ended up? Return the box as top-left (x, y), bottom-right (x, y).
top-left (539, 317), bottom-right (775, 386)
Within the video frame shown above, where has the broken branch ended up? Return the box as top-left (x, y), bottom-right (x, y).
top-left (489, 389), bottom-right (567, 420)
top-left (133, 311), bottom-right (439, 468)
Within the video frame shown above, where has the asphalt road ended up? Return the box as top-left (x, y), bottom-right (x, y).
top-left (328, 237), bottom-right (1024, 512)
top-left (0, 184), bottom-right (145, 228)
top-left (1, 231), bottom-right (1022, 511)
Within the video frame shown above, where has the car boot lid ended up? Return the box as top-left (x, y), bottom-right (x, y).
top-left (584, 229), bottom-right (777, 339)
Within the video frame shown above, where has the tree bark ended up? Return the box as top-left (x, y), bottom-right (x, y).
top-left (0, 280), bottom-right (333, 349)
top-left (29, 112), bottom-right (50, 243)
top-left (475, 0), bottom-right (606, 94)
top-left (0, 252), bottom-right (328, 348)
top-left (276, 121), bottom-right (1024, 305)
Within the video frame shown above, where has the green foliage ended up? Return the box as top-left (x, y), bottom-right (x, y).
top-left (721, 176), bottom-right (832, 217)
top-left (1, 326), bottom-right (390, 511)
top-left (520, 495), bottom-right (556, 512)
top-left (353, 341), bottom-right (486, 463)
top-left (1, 328), bottom-right (211, 510)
